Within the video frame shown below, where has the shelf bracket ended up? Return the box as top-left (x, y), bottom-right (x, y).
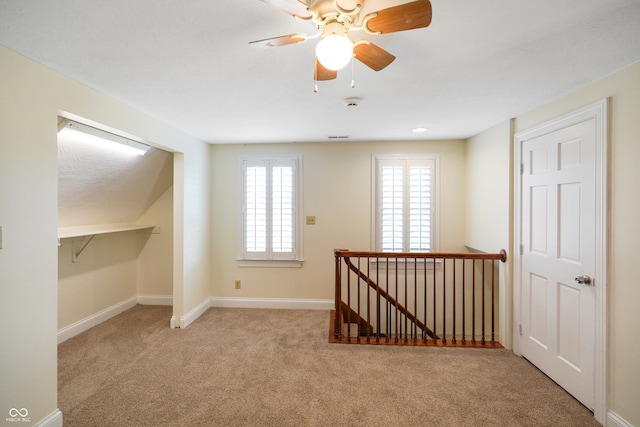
top-left (72, 234), bottom-right (95, 263)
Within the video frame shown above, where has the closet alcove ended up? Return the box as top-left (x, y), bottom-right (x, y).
top-left (56, 118), bottom-right (174, 342)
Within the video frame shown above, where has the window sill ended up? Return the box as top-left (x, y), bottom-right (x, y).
top-left (237, 259), bottom-right (304, 268)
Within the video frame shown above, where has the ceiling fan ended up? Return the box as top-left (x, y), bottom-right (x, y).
top-left (249, 0), bottom-right (433, 81)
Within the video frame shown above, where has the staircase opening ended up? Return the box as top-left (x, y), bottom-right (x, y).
top-left (331, 249), bottom-right (507, 347)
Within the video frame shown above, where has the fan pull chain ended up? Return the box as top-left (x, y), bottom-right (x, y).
top-left (314, 83), bottom-right (319, 93)
top-left (351, 56), bottom-right (356, 88)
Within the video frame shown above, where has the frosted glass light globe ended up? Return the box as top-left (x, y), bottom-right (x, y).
top-left (316, 35), bottom-right (353, 71)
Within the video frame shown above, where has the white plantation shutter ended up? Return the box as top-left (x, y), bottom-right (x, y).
top-left (381, 165), bottom-right (404, 252)
top-left (241, 156), bottom-right (301, 261)
top-left (375, 156), bottom-right (437, 252)
top-left (271, 165), bottom-right (294, 253)
top-left (245, 165), bottom-right (267, 253)
top-left (408, 163), bottom-right (431, 251)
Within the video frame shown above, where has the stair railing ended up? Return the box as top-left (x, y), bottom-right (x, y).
top-left (333, 249), bottom-right (507, 347)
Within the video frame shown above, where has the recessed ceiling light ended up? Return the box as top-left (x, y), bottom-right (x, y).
top-left (412, 127), bottom-right (428, 133)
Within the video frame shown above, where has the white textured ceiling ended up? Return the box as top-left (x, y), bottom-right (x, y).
top-left (1, 0), bottom-right (640, 144)
top-left (57, 130), bottom-right (173, 227)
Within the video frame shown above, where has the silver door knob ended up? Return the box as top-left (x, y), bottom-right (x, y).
top-left (575, 275), bottom-right (592, 285)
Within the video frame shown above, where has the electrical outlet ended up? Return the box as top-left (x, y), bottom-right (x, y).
top-left (234, 280), bottom-right (241, 290)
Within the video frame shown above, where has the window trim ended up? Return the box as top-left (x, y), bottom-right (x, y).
top-left (237, 154), bottom-right (303, 266)
top-left (371, 154), bottom-right (440, 253)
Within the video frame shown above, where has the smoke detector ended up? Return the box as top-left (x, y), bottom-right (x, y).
top-left (344, 97), bottom-right (362, 107)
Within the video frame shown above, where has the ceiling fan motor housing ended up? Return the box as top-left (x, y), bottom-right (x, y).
top-left (323, 20), bottom-right (348, 37)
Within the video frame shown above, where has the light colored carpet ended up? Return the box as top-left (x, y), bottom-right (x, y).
top-left (58, 305), bottom-right (599, 426)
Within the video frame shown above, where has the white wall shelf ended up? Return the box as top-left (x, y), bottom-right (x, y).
top-left (57, 223), bottom-right (155, 262)
top-left (58, 223), bottom-right (154, 239)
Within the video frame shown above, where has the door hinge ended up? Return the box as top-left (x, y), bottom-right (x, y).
top-left (519, 244), bottom-right (523, 255)
top-left (519, 324), bottom-right (523, 336)
top-left (520, 163), bottom-right (524, 174)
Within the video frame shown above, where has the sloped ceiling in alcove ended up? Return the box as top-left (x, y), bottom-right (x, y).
top-left (57, 129), bottom-right (173, 227)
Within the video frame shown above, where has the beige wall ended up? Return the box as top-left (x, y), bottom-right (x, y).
top-left (512, 60), bottom-right (640, 426)
top-left (210, 140), bottom-right (467, 301)
top-left (465, 120), bottom-right (514, 349)
top-left (0, 45), bottom-right (210, 425)
top-left (465, 120), bottom-right (512, 252)
top-left (181, 147), bottom-right (212, 315)
top-left (0, 49), bottom-right (59, 427)
top-left (58, 232), bottom-right (139, 329)
top-left (138, 186), bottom-right (174, 298)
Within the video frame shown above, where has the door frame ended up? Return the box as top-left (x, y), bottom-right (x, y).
top-left (513, 99), bottom-right (608, 424)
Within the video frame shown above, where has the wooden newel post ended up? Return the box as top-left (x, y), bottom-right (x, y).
top-left (334, 249), bottom-right (345, 339)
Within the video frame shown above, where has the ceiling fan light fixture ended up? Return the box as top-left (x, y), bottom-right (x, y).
top-left (316, 34), bottom-right (353, 71)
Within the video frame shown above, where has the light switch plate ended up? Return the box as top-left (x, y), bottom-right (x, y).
top-left (306, 216), bottom-right (316, 225)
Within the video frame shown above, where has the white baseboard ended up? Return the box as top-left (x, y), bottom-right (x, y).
top-left (57, 296), bottom-right (334, 339)
top-left (57, 296), bottom-right (138, 344)
top-left (137, 294), bottom-right (173, 306)
top-left (210, 297), bottom-right (334, 310)
top-left (607, 410), bottom-right (634, 427)
top-left (34, 409), bottom-right (63, 427)
top-left (172, 297), bottom-right (333, 329)
top-left (178, 297), bottom-right (211, 328)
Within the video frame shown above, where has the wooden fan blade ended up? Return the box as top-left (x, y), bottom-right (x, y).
top-left (314, 58), bottom-right (337, 81)
top-left (249, 34), bottom-right (308, 50)
top-left (365, 0), bottom-right (432, 34)
top-left (354, 42), bottom-right (396, 71)
top-left (259, 0), bottom-right (312, 19)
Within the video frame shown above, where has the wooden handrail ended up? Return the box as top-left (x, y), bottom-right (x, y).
top-left (335, 249), bottom-right (507, 262)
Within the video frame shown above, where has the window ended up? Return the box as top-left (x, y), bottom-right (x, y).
top-left (373, 155), bottom-right (438, 252)
top-left (239, 155), bottom-right (303, 265)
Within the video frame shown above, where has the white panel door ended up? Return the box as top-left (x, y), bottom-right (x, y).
top-left (520, 119), bottom-right (596, 410)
